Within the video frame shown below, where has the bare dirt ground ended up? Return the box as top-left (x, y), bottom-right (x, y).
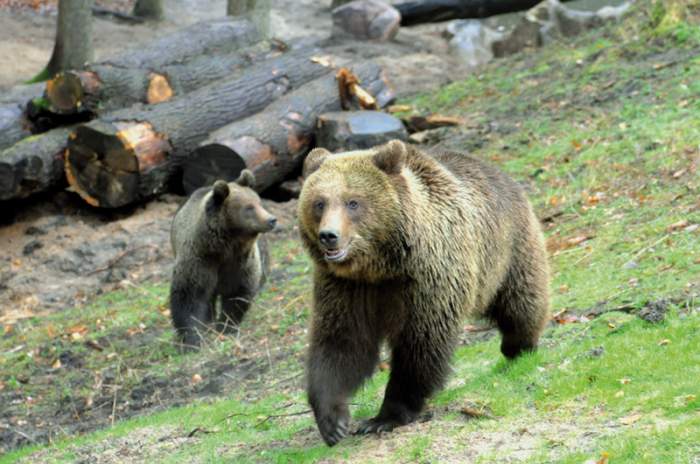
top-left (0, 0), bottom-right (466, 323)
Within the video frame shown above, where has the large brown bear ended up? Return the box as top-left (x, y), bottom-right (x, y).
top-left (170, 170), bottom-right (277, 349)
top-left (298, 140), bottom-right (550, 446)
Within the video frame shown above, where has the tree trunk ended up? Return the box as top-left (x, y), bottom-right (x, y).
top-left (47, 0), bottom-right (95, 76)
top-left (64, 50), bottom-right (332, 208)
top-left (227, 0), bottom-right (271, 38)
top-left (395, 0), bottom-right (573, 26)
top-left (132, 0), bottom-right (163, 20)
top-left (0, 127), bottom-right (72, 201)
top-left (184, 62), bottom-right (395, 193)
top-left (43, 41), bottom-right (282, 116)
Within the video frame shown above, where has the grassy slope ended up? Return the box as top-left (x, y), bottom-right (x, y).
top-left (2, 1), bottom-right (700, 462)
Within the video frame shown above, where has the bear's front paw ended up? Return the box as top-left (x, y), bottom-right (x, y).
top-left (355, 416), bottom-right (404, 435)
top-left (315, 412), bottom-right (349, 447)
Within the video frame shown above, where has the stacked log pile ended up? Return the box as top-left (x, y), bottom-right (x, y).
top-left (0, 17), bottom-right (396, 208)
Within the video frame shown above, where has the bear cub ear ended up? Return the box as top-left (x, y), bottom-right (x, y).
top-left (373, 139), bottom-right (407, 175)
top-left (235, 169), bottom-right (256, 188)
top-left (212, 180), bottom-right (230, 204)
top-left (303, 148), bottom-right (331, 178)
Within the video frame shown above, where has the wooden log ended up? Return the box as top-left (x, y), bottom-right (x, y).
top-left (0, 127), bottom-right (72, 201)
top-left (183, 62), bottom-right (395, 193)
top-left (64, 50), bottom-right (332, 208)
top-left (395, 0), bottom-right (573, 26)
top-left (0, 104), bottom-right (33, 152)
top-left (0, 83), bottom-right (45, 151)
top-left (101, 17), bottom-right (259, 69)
top-left (43, 41), bottom-right (283, 115)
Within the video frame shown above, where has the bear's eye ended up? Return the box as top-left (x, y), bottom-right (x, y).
top-left (347, 200), bottom-right (360, 210)
top-left (245, 205), bottom-right (255, 212)
top-left (313, 200), bottom-right (325, 212)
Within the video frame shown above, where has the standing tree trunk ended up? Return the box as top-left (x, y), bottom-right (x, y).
top-left (132, 0), bottom-right (164, 20)
top-left (228, 0), bottom-right (271, 38)
top-left (47, 0), bottom-right (95, 77)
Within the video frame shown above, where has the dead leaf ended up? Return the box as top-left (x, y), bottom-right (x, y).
top-left (310, 55), bottom-right (334, 68)
top-left (667, 219), bottom-right (689, 232)
top-left (571, 139), bottom-right (583, 151)
top-left (619, 413), bottom-right (642, 425)
top-left (672, 169), bottom-right (686, 178)
top-left (378, 362), bottom-right (390, 371)
top-left (191, 374), bottom-right (203, 385)
top-left (619, 378), bottom-right (631, 385)
top-left (3, 325), bottom-right (13, 335)
top-left (387, 104), bottom-right (413, 113)
top-left (66, 325), bottom-right (88, 336)
top-left (52, 359), bottom-right (62, 369)
top-left (460, 406), bottom-right (489, 419)
top-left (596, 451), bottom-right (610, 464)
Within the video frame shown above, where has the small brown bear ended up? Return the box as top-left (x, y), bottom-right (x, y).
top-left (170, 170), bottom-right (277, 349)
top-left (298, 140), bottom-right (550, 446)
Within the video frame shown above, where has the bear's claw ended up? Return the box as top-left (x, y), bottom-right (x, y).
top-left (317, 414), bottom-right (349, 446)
top-left (354, 417), bottom-right (402, 435)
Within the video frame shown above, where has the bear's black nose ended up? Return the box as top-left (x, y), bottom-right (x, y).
top-left (268, 217), bottom-right (277, 229)
top-left (319, 230), bottom-right (339, 248)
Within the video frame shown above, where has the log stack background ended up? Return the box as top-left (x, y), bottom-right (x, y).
top-left (0, 17), bottom-right (398, 209)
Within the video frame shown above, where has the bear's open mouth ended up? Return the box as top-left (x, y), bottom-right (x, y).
top-left (324, 247), bottom-right (349, 262)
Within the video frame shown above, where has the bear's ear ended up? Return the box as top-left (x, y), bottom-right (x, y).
top-left (373, 140), bottom-right (407, 175)
top-left (303, 148), bottom-right (331, 178)
top-left (235, 169), bottom-right (255, 188)
top-left (212, 180), bottom-right (230, 204)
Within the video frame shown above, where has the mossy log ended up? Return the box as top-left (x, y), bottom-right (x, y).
top-left (183, 62), bottom-right (395, 193)
top-left (0, 127), bottom-right (73, 201)
top-left (64, 50), bottom-right (332, 208)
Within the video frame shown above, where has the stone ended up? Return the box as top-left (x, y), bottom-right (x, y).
top-left (492, 16), bottom-right (542, 58)
top-left (332, 0), bottom-right (401, 42)
top-left (315, 111), bottom-right (408, 151)
top-left (445, 19), bottom-right (503, 69)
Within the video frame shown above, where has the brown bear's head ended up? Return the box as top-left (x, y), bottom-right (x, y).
top-left (209, 170), bottom-right (277, 237)
top-left (298, 140), bottom-right (408, 281)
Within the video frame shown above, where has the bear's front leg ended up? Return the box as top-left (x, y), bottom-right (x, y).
top-left (356, 326), bottom-right (454, 435)
top-left (169, 260), bottom-right (217, 350)
top-left (307, 338), bottom-right (378, 446)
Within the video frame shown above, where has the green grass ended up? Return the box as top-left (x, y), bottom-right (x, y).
top-left (2, 1), bottom-right (700, 462)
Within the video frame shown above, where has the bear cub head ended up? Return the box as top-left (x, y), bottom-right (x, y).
top-left (209, 169), bottom-right (277, 236)
top-left (298, 140), bottom-right (409, 281)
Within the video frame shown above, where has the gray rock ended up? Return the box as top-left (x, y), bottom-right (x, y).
top-left (332, 0), bottom-right (401, 42)
top-left (527, 0), bottom-right (632, 42)
top-left (445, 20), bottom-right (503, 69)
top-left (492, 16), bottom-right (542, 58)
top-left (316, 111), bottom-right (408, 151)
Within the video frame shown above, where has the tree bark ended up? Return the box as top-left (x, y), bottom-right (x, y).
top-left (132, 0), bottom-right (164, 20)
top-left (99, 18), bottom-right (259, 70)
top-left (227, 0), bottom-right (271, 38)
top-left (43, 41), bottom-right (282, 115)
top-left (47, 0), bottom-right (95, 76)
top-left (64, 50), bottom-right (332, 208)
top-left (0, 104), bottom-right (34, 152)
top-left (0, 84), bottom-right (46, 151)
top-left (183, 62), bottom-right (395, 193)
top-left (395, 0), bottom-right (573, 26)
top-left (0, 127), bottom-right (72, 201)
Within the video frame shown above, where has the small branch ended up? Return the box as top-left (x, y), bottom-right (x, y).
top-left (254, 409), bottom-right (312, 427)
top-left (87, 244), bottom-right (157, 275)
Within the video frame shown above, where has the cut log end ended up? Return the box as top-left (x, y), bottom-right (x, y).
top-left (183, 143), bottom-right (247, 194)
top-left (46, 71), bottom-right (101, 114)
top-left (65, 121), bottom-right (171, 208)
top-left (146, 73), bottom-right (173, 104)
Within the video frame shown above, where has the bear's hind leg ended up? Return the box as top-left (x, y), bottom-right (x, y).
top-left (356, 329), bottom-right (453, 435)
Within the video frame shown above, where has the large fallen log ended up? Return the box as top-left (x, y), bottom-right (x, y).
top-left (0, 83), bottom-right (46, 151)
top-left (0, 127), bottom-right (72, 201)
top-left (101, 17), bottom-right (259, 69)
top-left (64, 50), bottom-right (332, 208)
top-left (43, 41), bottom-right (283, 116)
top-left (183, 63), bottom-right (395, 193)
top-left (395, 0), bottom-right (573, 26)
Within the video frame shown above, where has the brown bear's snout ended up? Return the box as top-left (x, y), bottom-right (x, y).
top-left (266, 216), bottom-right (278, 231)
top-left (319, 229), bottom-right (340, 249)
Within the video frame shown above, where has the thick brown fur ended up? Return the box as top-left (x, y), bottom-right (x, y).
top-left (298, 140), bottom-right (550, 446)
top-left (170, 170), bottom-right (277, 350)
